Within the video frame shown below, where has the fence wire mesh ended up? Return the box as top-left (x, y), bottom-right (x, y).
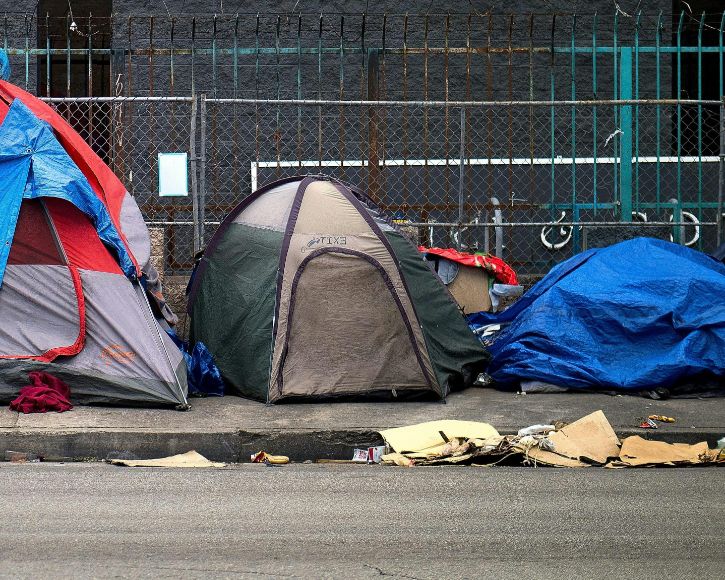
top-left (42, 96), bottom-right (196, 274)
top-left (206, 98), bottom-right (722, 276)
top-left (41, 96), bottom-right (724, 277)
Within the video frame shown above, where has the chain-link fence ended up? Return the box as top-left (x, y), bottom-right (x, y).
top-left (41, 96), bottom-right (197, 273)
top-left (205, 98), bottom-right (723, 276)
top-left (40, 95), bottom-right (724, 277)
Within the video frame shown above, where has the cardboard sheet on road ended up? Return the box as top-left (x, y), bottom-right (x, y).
top-left (109, 450), bottom-right (225, 468)
top-left (379, 420), bottom-right (500, 455)
top-left (615, 436), bottom-right (715, 467)
top-left (545, 410), bottom-right (619, 464)
top-left (522, 410), bottom-right (619, 467)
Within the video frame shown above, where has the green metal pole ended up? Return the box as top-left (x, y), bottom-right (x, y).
top-left (571, 15), bottom-right (579, 251)
top-left (619, 47), bottom-right (633, 222)
top-left (592, 13), bottom-right (598, 215)
top-left (697, 11), bottom-right (705, 248)
top-left (634, 11), bottom-right (641, 215)
top-left (656, 11), bottom-right (662, 211)
top-left (675, 11), bottom-right (684, 243)
top-left (613, 11), bottom-right (619, 209)
top-left (549, 15), bottom-right (556, 222)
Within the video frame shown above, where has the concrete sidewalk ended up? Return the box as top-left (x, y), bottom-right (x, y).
top-left (1, 389), bottom-right (723, 462)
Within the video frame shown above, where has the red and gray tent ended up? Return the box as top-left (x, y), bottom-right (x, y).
top-left (188, 175), bottom-right (489, 403)
top-left (0, 81), bottom-right (187, 407)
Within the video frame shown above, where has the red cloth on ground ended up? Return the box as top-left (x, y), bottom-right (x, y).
top-left (418, 246), bottom-right (519, 285)
top-left (9, 372), bottom-right (73, 414)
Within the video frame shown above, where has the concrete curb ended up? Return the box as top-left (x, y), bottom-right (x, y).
top-left (1, 427), bottom-right (721, 463)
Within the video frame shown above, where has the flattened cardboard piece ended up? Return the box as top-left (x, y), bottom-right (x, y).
top-left (381, 452), bottom-right (415, 467)
top-left (109, 450), bottom-right (226, 468)
top-left (545, 410), bottom-right (620, 464)
top-left (379, 420), bottom-right (500, 454)
top-left (521, 446), bottom-right (590, 468)
top-left (618, 436), bottom-right (712, 466)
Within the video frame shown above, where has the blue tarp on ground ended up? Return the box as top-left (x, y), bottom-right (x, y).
top-left (0, 98), bottom-right (135, 285)
top-left (167, 330), bottom-right (224, 397)
top-left (468, 238), bottom-right (725, 392)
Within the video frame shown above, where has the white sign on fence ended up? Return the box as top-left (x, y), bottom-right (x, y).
top-left (158, 152), bottom-right (189, 197)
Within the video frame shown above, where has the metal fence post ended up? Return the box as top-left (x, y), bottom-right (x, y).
top-left (199, 93), bottom-right (208, 248)
top-left (189, 94), bottom-right (200, 254)
top-left (719, 97), bottom-right (724, 246)
top-left (619, 47), bottom-right (633, 222)
top-left (457, 105), bottom-right (465, 250)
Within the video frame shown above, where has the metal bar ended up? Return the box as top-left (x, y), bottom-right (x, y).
top-left (66, 13), bottom-right (71, 96)
top-left (697, 11), bottom-right (705, 247)
top-left (191, 17), bottom-right (196, 95)
top-left (458, 106), bottom-right (465, 250)
top-left (318, 13), bottom-right (323, 170)
top-left (212, 15), bottom-right (217, 98)
top-left (148, 15), bottom-right (154, 97)
top-left (423, 14), bottom-right (430, 220)
top-left (619, 47), bottom-right (633, 222)
top-left (404, 221), bottom-right (715, 227)
top-left (592, 12), bottom-right (598, 214)
top-left (721, 11), bottom-right (725, 103)
top-left (367, 47), bottom-right (380, 201)
top-left (296, 15), bottom-right (302, 170)
top-left (507, 14), bottom-right (514, 213)
top-left (339, 15), bottom-right (346, 180)
top-left (549, 15), bottom-right (556, 222)
top-left (675, 11), bottom-right (685, 243)
top-left (570, 14), bottom-right (578, 250)
top-left (24, 15), bottom-right (29, 89)
top-left (613, 10), bottom-right (619, 209)
top-left (720, 97), bottom-right (724, 245)
top-left (45, 12), bottom-right (50, 97)
top-left (190, 95), bottom-right (199, 253)
top-left (199, 93), bottom-right (207, 246)
top-left (144, 220), bottom-right (719, 227)
top-left (445, 13), bottom-right (452, 210)
top-left (250, 154), bottom-right (719, 167)
top-left (380, 13), bottom-right (388, 203)
top-left (232, 16), bottom-right (238, 98)
top-left (656, 10), bottom-right (662, 211)
top-left (126, 16), bottom-right (132, 96)
top-left (528, 14), bottom-right (535, 204)
top-left (634, 10), bottom-right (641, 215)
top-left (11, 45), bottom-right (725, 58)
top-left (275, 16), bottom-right (281, 176)
top-left (41, 96), bottom-right (194, 102)
top-left (401, 13), bottom-right (408, 207)
top-left (721, 15), bottom-right (725, 245)
top-left (254, 14), bottom-right (261, 183)
top-left (203, 98), bottom-right (722, 108)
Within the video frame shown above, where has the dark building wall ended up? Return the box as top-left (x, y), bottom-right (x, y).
top-left (0, 1), bottom-right (677, 100)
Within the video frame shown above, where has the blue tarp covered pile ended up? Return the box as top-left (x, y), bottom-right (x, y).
top-left (468, 238), bottom-right (725, 396)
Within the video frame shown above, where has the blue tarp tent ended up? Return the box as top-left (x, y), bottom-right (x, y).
top-left (0, 98), bottom-right (135, 285)
top-left (469, 238), bottom-right (725, 393)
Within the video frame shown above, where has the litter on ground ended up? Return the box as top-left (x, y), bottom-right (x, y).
top-left (108, 450), bottom-right (225, 468)
top-left (377, 411), bottom-right (724, 468)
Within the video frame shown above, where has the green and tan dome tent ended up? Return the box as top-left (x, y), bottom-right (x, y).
top-left (188, 175), bottom-right (488, 403)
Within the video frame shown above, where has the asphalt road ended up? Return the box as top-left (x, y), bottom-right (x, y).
top-left (0, 463), bottom-right (723, 579)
